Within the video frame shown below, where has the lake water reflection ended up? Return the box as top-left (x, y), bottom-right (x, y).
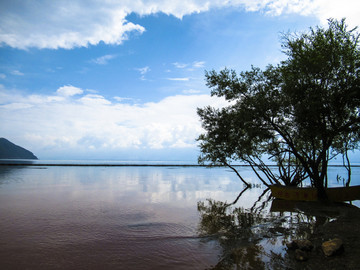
top-left (0, 165), bottom-right (359, 269)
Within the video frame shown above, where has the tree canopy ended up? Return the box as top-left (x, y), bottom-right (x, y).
top-left (197, 19), bottom-right (360, 198)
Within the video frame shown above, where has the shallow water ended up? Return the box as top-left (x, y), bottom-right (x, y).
top-left (0, 165), bottom-right (359, 269)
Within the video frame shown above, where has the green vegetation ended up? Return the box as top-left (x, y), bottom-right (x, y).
top-left (197, 19), bottom-right (360, 199)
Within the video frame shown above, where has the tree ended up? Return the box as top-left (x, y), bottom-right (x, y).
top-left (197, 19), bottom-right (360, 199)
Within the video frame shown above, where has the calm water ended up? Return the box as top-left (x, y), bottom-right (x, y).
top-left (0, 165), bottom-right (359, 269)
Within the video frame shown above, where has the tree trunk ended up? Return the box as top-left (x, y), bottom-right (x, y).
top-left (314, 178), bottom-right (327, 200)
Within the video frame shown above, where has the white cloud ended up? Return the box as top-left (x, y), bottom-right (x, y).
top-left (0, 2), bottom-right (145, 49)
top-left (91, 54), bottom-right (117, 65)
top-left (0, 86), bottom-right (228, 157)
top-left (246, 0), bottom-right (360, 27)
top-left (11, 70), bottom-right (24, 76)
top-left (56, 85), bottom-right (84, 97)
top-left (310, 0), bottom-right (360, 27)
top-left (135, 66), bottom-right (151, 80)
top-left (173, 62), bottom-right (188, 69)
top-left (1, 1), bottom-right (359, 50)
top-left (0, 102), bottom-right (33, 110)
top-left (114, 96), bottom-right (135, 103)
top-left (192, 61), bottom-right (206, 68)
top-left (167, 77), bottom-right (190, 81)
top-left (173, 61), bottom-right (205, 71)
top-left (182, 89), bottom-right (201, 94)
top-left (79, 94), bottom-right (111, 105)
top-left (136, 66), bottom-right (151, 75)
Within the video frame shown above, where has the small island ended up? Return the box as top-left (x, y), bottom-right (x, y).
top-left (0, 138), bottom-right (38, 160)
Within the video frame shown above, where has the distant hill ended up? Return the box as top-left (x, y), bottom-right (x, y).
top-left (0, 138), bottom-right (38, 159)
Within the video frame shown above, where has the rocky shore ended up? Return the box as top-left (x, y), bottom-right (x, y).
top-left (285, 202), bottom-right (360, 270)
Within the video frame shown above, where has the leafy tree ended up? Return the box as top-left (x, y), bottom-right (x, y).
top-left (197, 19), bottom-right (360, 199)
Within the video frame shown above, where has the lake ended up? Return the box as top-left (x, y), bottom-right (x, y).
top-left (0, 164), bottom-right (359, 269)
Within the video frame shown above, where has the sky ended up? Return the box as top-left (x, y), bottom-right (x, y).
top-left (0, 0), bottom-right (360, 162)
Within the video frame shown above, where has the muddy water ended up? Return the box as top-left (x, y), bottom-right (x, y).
top-left (0, 165), bottom-right (359, 269)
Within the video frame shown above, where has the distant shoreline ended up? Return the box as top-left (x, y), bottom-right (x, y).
top-left (0, 163), bottom-right (204, 167)
top-left (0, 162), bottom-right (359, 167)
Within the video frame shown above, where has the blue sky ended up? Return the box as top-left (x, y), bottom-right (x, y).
top-left (0, 0), bottom-right (359, 161)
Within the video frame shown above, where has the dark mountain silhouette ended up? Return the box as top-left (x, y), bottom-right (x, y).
top-left (0, 138), bottom-right (38, 159)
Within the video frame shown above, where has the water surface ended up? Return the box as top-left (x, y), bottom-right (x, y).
top-left (0, 165), bottom-right (358, 269)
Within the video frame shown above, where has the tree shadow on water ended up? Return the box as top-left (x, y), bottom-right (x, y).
top-left (197, 188), bottom-right (333, 270)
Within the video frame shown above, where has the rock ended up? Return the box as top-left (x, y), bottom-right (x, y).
top-left (287, 239), bottom-right (313, 262)
top-left (322, 238), bottom-right (344, 256)
top-left (295, 249), bottom-right (310, 261)
top-left (286, 239), bottom-right (313, 251)
top-left (286, 241), bottom-right (298, 250)
top-left (297, 240), bottom-right (314, 251)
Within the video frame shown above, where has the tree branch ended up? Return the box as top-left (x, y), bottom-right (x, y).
top-left (223, 161), bottom-right (251, 188)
